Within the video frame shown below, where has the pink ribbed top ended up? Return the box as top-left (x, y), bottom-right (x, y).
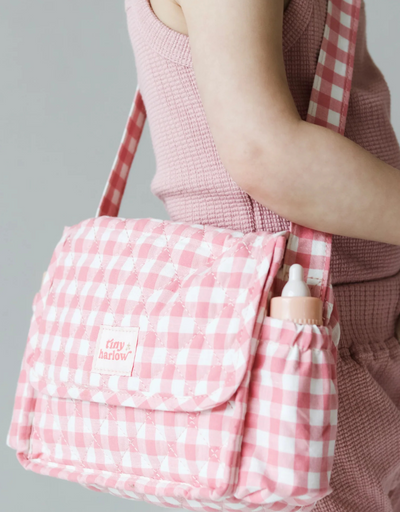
top-left (125, 0), bottom-right (400, 289)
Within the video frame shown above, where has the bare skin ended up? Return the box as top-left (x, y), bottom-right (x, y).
top-left (150, 0), bottom-right (292, 36)
top-left (149, 0), bottom-right (400, 246)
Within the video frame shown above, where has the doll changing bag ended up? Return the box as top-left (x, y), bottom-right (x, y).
top-left (7, 0), bottom-right (362, 510)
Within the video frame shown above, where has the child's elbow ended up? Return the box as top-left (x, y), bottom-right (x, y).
top-left (223, 128), bottom-right (300, 211)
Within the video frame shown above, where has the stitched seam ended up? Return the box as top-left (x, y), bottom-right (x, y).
top-left (122, 219), bottom-right (198, 396)
top-left (101, 405), bottom-right (149, 474)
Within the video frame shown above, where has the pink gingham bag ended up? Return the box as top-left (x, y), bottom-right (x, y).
top-left (7, 1), bottom-right (361, 510)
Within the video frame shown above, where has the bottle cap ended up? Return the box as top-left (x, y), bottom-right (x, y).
top-left (270, 297), bottom-right (323, 325)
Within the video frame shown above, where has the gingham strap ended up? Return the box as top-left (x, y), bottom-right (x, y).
top-left (96, 89), bottom-right (146, 218)
top-left (96, 0), bottom-right (362, 306)
top-left (279, 0), bottom-right (362, 323)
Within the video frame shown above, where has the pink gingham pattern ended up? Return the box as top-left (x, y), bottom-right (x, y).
top-left (277, 0), bottom-right (361, 346)
top-left (7, 0), bottom-right (361, 510)
top-left (96, 89), bottom-right (146, 218)
top-left (29, 218), bottom-right (288, 413)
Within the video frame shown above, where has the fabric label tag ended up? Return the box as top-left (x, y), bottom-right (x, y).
top-left (92, 325), bottom-right (139, 376)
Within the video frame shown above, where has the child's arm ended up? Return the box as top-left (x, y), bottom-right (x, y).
top-left (178, 0), bottom-right (400, 245)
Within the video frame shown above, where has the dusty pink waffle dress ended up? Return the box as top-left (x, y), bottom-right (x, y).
top-left (124, 0), bottom-right (400, 509)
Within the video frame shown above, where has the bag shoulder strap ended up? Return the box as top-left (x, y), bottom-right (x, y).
top-left (96, 89), bottom-right (146, 218)
top-left (282, 0), bottom-right (362, 325)
top-left (96, 0), bottom-right (362, 326)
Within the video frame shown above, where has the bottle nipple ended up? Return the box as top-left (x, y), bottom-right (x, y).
top-left (282, 264), bottom-right (311, 298)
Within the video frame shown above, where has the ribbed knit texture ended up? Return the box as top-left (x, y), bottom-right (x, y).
top-left (125, 0), bottom-right (400, 509)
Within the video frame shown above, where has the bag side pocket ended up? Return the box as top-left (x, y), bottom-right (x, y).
top-left (235, 316), bottom-right (338, 507)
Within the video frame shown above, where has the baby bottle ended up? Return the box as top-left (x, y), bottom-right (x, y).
top-left (270, 264), bottom-right (323, 325)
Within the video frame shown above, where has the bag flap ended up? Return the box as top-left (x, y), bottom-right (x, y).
top-left (29, 217), bottom-right (288, 412)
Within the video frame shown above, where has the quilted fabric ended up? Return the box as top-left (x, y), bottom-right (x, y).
top-left (29, 218), bottom-right (288, 412)
top-left (8, 218), bottom-right (337, 510)
top-left (7, 0), bottom-right (361, 510)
